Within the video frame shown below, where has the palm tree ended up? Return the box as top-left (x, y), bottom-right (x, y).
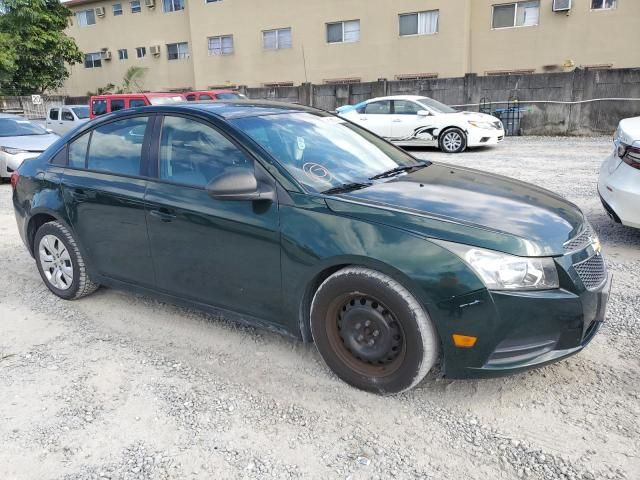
top-left (120, 66), bottom-right (148, 93)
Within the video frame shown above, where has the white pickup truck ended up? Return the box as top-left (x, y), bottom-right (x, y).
top-left (45, 105), bottom-right (90, 135)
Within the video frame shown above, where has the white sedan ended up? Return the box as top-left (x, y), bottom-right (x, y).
top-left (598, 116), bottom-right (640, 229)
top-left (0, 114), bottom-right (59, 180)
top-left (337, 95), bottom-right (504, 153)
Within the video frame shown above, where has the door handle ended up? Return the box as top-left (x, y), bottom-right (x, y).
top-left (359, 117), bottom-right (368, 121)
top-left (149, 208), bottom-right (177, 222)
top-left (392, 119), bottom-right (403, 123)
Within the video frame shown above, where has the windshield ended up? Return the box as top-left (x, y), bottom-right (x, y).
top-left (216, 92), bottom-right (243, 100)
top-left (71, 106), bottom-right (89, 119)
top-left (149, 96), bottom-right (184, 105)
top-left (0, 118), bottom-right (48, 137)
top-left (232, 112), bottom-right (422, 193)
top-left (417, 97), bottom-right (457, 114)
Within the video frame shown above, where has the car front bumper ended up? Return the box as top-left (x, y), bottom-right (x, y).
top-left (598, 151), bottom-right (640, 229)
top-left (435, 255), bottom-right (611, 379)
top-left (466, 128), bottom-right (505, 147)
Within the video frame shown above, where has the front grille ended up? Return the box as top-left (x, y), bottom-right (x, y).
top-left (564, 224), bottom-right (594, 252)
top-left (574, 253), bottom-right (607, 291)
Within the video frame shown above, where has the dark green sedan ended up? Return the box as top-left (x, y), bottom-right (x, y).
top-left (11, 101), bottom-right (611, 394)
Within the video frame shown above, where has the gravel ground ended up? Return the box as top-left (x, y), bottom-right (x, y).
top-left (1, 136), bottom-right (639, 480)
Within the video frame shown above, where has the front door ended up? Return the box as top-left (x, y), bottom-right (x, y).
top-left (144, 114), bottom-right (283, 324)
top-left (59, 108), bottom-right (77, 135)
top-left (61, 115), bottom-right (155, 287)
top-left (390, 100), bottom-right (434, 142)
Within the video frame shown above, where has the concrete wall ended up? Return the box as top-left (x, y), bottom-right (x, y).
top-left (243, 68), bottom-right (640, 135)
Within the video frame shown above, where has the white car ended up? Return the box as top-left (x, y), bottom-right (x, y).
top-left (336, 95), bottom-right (504, 153)
top-left (598, 117), bottom-right (640, 229)
top-left (0, 114), bottom-right (59, 180)
top-left (45, 105), bottom-right (90, 135)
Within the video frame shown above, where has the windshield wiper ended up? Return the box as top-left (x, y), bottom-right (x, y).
top-left (322, 182), bottom-right (372, 195)
top-left (369, 161), bottom-right (429, 180)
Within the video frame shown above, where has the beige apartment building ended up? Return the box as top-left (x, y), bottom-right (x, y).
top-left (61, 0), bottom-right (640, 95)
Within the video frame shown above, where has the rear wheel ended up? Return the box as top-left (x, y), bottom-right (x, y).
top-left (311, 267), bottom-right (439, 394)
top-left (439, 128), bottom-right (467, 153)
top-left (34, 221), bottom-right (99, 300)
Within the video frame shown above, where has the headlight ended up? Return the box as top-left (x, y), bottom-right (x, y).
top-left (439, 242), bottom-right (559, 291)
top-left (468, 120), bottom-right (496, 130)
top-left (0, 146), bottom-right (28, 155)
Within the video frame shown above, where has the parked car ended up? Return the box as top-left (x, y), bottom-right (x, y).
top-left (184, 90), bottom-right (246, 101)
top-left (0, 114), bottom-right (58, 180)
top-left (90, 93), bottom-right (184, 119)
top-left (337, 95), bottom-right (505, 153)
top-left (12, 101), bottom-right (610, 394)
top-left (45, 105), bottom-right (90, 135)
top-left (598, 116), bottom-right (640, 229)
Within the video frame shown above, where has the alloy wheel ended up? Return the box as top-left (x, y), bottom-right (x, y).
top-left (442, 131), bottom-right (463, 152)
top-left (38, 234), bottom-right (73, 290)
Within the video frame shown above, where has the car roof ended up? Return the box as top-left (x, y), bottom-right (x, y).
top-left (0, 113), bottom-right (26, 119)
top-left (163, 100), bottom-right (321, 120)
top-left (48, 105), bottom-right (87, 109)
top-left (365, 95), bottom-right (431, 102)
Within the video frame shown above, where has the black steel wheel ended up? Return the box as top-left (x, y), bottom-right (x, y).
top-left (311, 267), bottom-right (439, 394)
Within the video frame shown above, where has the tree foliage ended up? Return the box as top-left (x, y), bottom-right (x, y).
top-left (0, 0), bottom-right (83, 94)
top-left (87, 66), bottom-right (148, 96)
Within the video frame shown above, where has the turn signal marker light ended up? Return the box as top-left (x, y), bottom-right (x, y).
top-left (452, 334), bottom-right (477, 348)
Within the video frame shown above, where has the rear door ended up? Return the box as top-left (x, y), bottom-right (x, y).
top-left (61, 114), bottom-right (155, 287)
top-left (46, 108), bottom-right (59, 133)
top-left (355, 100), bottom-right (393, 138)
top-left (144, 114), bottom-right (283, 324)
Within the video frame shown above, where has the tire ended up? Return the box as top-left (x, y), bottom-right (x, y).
top-left (310, 267), bottom-right (439, 394)
top-left (439, 128), bottom-right (467, 153)
top-left (34, 221), bottom-right (99, 300)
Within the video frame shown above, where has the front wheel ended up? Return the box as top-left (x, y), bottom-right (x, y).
top-left (310, 267), bottom-right (439, 394)
top-left (439, 128), bottom-right (467, 153)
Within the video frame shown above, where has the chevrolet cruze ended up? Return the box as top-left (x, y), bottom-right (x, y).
top-left (12, 101), bottom-right (611, 394)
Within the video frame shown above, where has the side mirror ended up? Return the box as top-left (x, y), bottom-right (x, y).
top-left (206, 168), bottom-right (276, 202)
top-left (417, 110), bottom-right (430, 117)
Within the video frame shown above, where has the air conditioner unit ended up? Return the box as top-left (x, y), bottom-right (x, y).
top-left (102, 50), bottom-right (112, 60)
top-left (95, 6), bottom-right (106, 17)
top-left (144, 0), bottom-right (155, 8)
top-left (552, 0), bottom-right (572, 12)
top-left (149, 45), bottom-right (161, 56)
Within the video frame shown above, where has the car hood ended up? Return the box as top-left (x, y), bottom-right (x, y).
top-left (325, 164), bottom-right (585, 256)
top-left (445, 111), bottom-right (501, 125)
top-left (618, 116), bottom-right (640, 145)
top-left (0, 133), bottom-right (59, 152)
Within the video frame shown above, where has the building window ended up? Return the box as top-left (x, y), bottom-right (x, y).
top-left (113, 3), bottom-right (123, 15)
top-left (326, 20), bottom-right (360, 44)
top-left (130, 0), bottom-right (141, 13)
top-left (263, 28), bottom-right (292, 50)
top-left (167, 42), bottom-right (189, 60)
top-left (118, 48), bottom-right (128, 60)
top-left (136, 46), bottom-right (146, 58)
top-left (163, 0), bottom-right (184, 12)
top-left (76, 9), bottom-right (96, 27)
top-left (208, 35), bottom-right (234, 55)
top-left (492, 1), bottom-right (539, 29)
top-left (84, 52), bottom-right (102, 68)
top-left (591, 0), bottom-right (616, 9)
top-left (399, 10), bottom-right (439, 36)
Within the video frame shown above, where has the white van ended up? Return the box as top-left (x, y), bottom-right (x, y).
top-left (45, 105), bottom-right (90, 135)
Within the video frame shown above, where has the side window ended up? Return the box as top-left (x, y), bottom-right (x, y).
top-left (186, 94), bottom-right (196, 101)
top-left (200, 94), bottom-right (213, 100)
top-left (92, 100), bottom-right (107, 116)
top-left (49, 108), bottom-right (59, 121)
top-left (69, 132), bottom-right (90, 169)
top-left (87, 116), bottom-right (149, 176)
top-left (111, 99), bottom-right (125, 112)
top-left (159, 116), bottom-right (252, 188)
top-left (129, 99), bottom-right (146, 108)
top-left (393, 100), bottom-right (421, 115)
top-left (364, 101), bottom-right (391, 115)
top-left (61, 109), bottom-right (74, 121)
